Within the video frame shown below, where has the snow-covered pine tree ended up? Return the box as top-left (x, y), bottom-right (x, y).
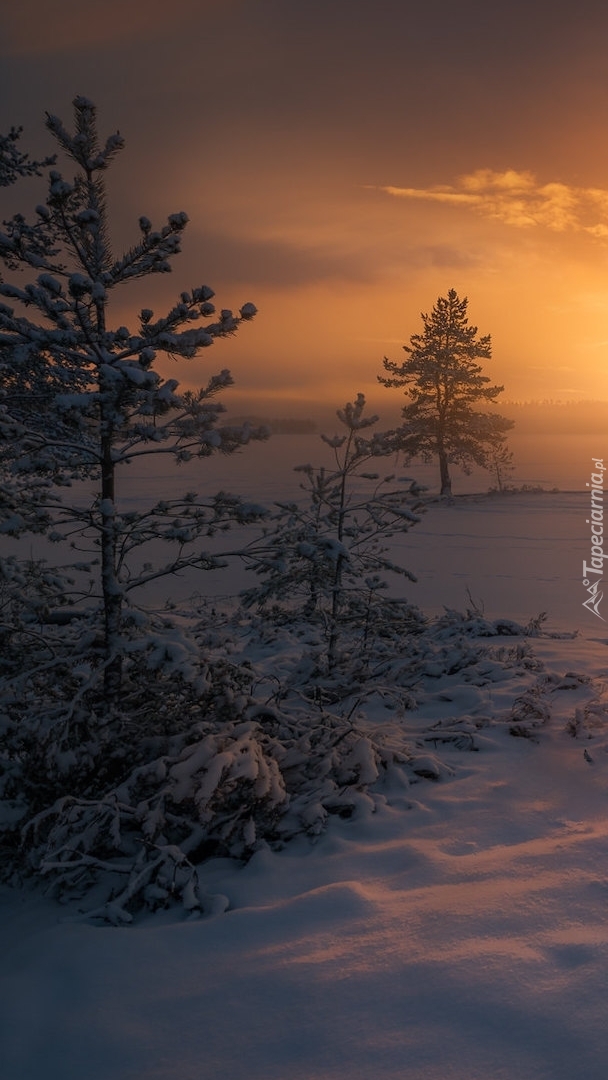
top-left (0, 97), bottom-right (264, 702)
top-left (379, 289), bottom-right (513, 496)
top-left (242, 394), bottom-right (425, 672)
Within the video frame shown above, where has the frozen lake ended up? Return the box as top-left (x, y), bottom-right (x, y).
top-left (7, 429), bottom-right (603, 633)
top-left (109, 430), bottom-right (601, 633)
top-left (116, 427), bottom-right (594, 503)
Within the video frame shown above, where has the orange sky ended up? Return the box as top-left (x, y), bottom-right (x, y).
top-left (3, 0), bottom-right (608, 419)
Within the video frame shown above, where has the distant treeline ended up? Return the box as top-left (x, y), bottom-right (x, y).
top-left (229, 401), bottom-right (608, 437)
top-left (499, 400), bottom-right (608, 435)
top-left (229, 416), bottom-right (317, 434)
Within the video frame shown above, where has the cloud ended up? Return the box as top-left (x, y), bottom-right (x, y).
top-left (188, 230), bottom-right (375, 288)
top-left (373, 170), bottom-right (608, 237)
top-left (184, 232), bottom-right (480, 288)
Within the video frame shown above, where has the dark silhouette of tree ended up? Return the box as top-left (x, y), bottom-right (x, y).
top-left (0, 97), bottom-right (263, 702)
top-left (379, 289), bottom-right (513, 495)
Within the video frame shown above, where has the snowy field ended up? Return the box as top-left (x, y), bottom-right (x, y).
top-left (3, 431), bottom-right (608, 1080)
top-left (104, 429), bottom-right (595, 630)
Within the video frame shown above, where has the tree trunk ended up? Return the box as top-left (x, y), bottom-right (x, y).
top-left (438, 447), bottom-right (452, 496)
top-left (100, 423), bottom-right (122, 703)
top-left (95, 285), bottom-right (123, 703)
top-left (326, 440), bottom-right (351, 672)
top-left (326, 553), bottom-right (344, 673)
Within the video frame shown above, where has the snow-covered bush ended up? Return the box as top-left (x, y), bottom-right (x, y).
top-left (1, 589), bottom-right (573, 923)
top-left (9, 679), bottom-right (419, 923)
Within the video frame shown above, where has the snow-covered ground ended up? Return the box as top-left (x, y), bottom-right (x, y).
top-left (3, 629), bottom-right (608, 1080)
top-left (3, 433), bottom-right (608, 1080)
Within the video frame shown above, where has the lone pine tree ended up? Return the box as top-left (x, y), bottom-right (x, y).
top-left (0, 97), bottom-right (262, 702)
top-left (379, 289), bottom-right (513, 495)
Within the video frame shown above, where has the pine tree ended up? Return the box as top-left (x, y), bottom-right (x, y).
top-left (488, 439), bottom-right (516, 492)
top-left (379, 289), bottom-right (513, 496)
top-left (242, 394), bottom-right (424, 671)
top-left (0, 97), bottom-right (263, 702)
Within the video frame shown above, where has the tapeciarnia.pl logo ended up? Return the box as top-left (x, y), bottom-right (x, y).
top-left (582, 458), bottom-right (605, 620)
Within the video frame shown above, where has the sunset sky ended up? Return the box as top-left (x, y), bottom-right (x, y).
top-left (3, 0), bottom-right (608, 418)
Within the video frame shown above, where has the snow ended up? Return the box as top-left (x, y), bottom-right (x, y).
top-left (3, 636), bottom-right (608, 1080)
top-left (3, 434), bottom-right (608, 1079)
